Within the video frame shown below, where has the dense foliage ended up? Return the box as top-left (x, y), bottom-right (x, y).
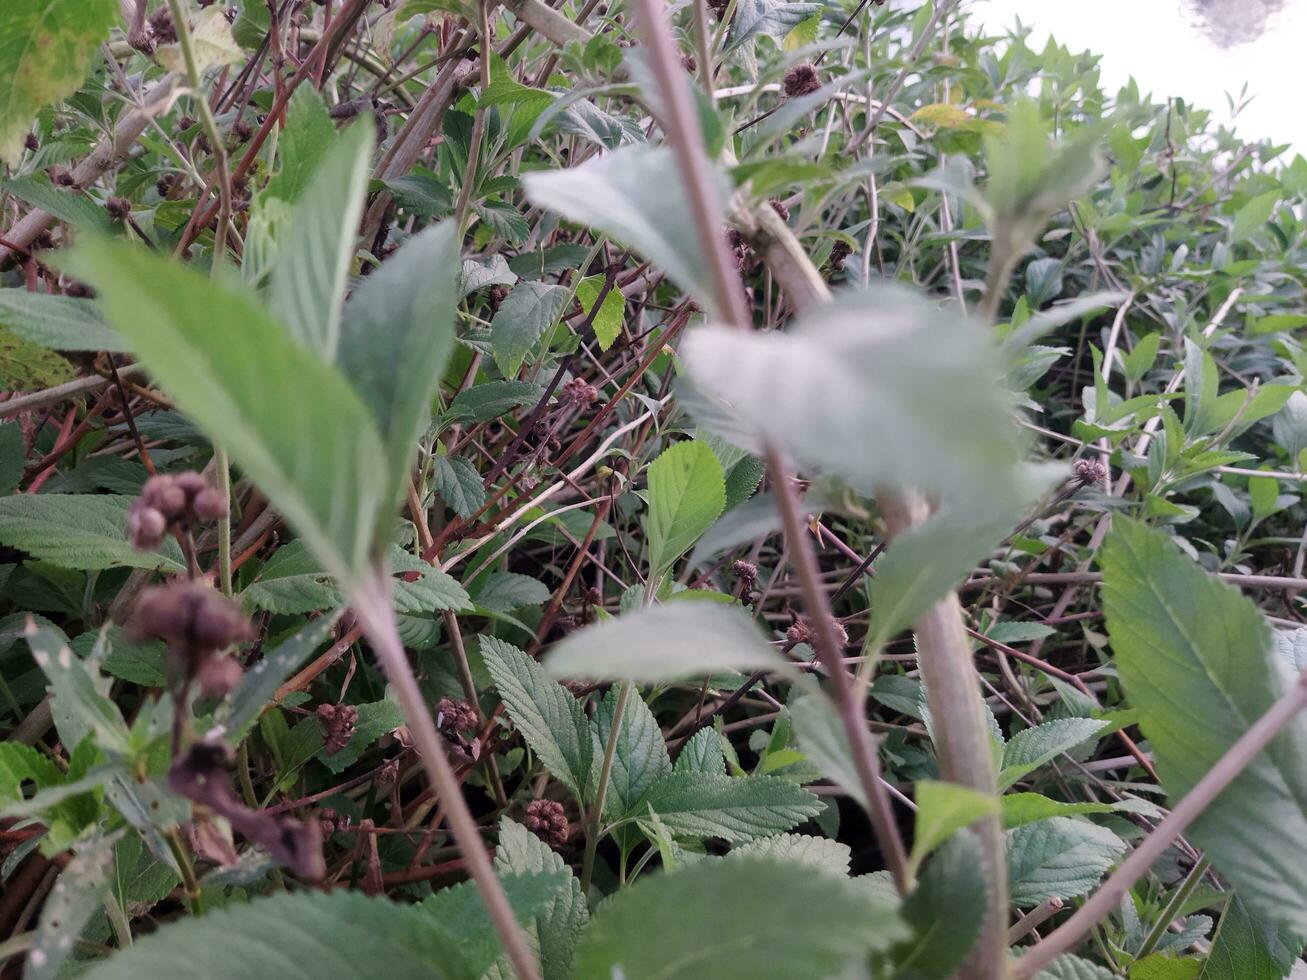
top-left (2, 0), bottom-right (1307, 978)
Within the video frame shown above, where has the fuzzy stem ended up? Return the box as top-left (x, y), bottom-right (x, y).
top-left (581, 678), bottom-right (631, 895)
top-left (1016, 673), bottom-right (1307, 979)
top-left (351, 571), bottom-right (540, 980)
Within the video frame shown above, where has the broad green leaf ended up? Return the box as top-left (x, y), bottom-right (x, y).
top-left (240, 541), bottom-right (340, 613)
top-left (0, 422), bottom-right (21, 496)
top-left (266, 87), bottom-right (340, 203)
top-left (1200, 894), bottom-right (1304, 980)
top-left (725, 0), bottom-right (822, 52)
top-left (220, 615), bottom-right (340, 739)
top-left (339, 222), bottom-right (461, 516)
top-left (1035, 955), bottom-right (1117, 980)
top-left (269, 122), bottom-right (372, 360)
top-left (483, 636), bottom-right (596, 798)
top-left (1006, 817), bottom-right (1127, 906)
top-left (27, 834), bottom-right (115, 980)
top-left (674, 727), bottom-right (727, 775)
top-left (999, 718), bottom-right (1108, 790)
top-left (545, 603), bottom-right (782, 683)
top-left (1000, 793), bottom-right (1116, 829)
top-left (493, 818), bottom-right (588, 980)
top-left (27, 621), bottom-right (130, 756)
top-left (646, 440), bottom-right (727, 579)
top-left (1130, 955), bottom-right (1202, 980)
top-left (490, 281), bottom-right (571, 379)
top-left (0, 495), bottom-right (185, 572)
top-left (892, 833), bottom-right (986, 980)
top-left (2, 178), bottom-right (113, 233)
top-left (1230, 191), bottom-right (1279, 243)
top-left (0, 0), bottom-right (117, 164)
top-left (593, 686), bottom-right (671, 821)
top-left (680, 286), bottom-right (1024, 502)
top-left (0, 289), bottom-right (124, 351)
top-left (81, 889), bottom-right (502, 979)
top-left (574, 276), bottom-right (623, 351)
top-left (432, 454), bottom-right (487, 519)
top-left (523, 145), bottom-right (727, 316)
top-left (0, 324), bottom-right (77, 390)
top-left (388, 547), bottom-right (472, 613)
top-left (67, 239), bottom-right (390, 582)
top-left (473, 573), bottom-right (550, 614)
top-left (908, 780), bottom-right (999, 872)
top-left (1102, 519), bottom-right (1307, 935)
top-left (574, 857), bottom-right (907, 980)
top-left (638, 771), bottom-right (821, 842)
top-left (728, 833), bottom-right (852, 874)
top-left (449, 380), bottom-right (543, 423)
top-left (790, 689), bottom-right (866, 809)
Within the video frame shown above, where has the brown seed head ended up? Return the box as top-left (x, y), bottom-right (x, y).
top-left (524, 798), bottom-right (569, 847)
top-left (783, 64), bottom-right (821, 98)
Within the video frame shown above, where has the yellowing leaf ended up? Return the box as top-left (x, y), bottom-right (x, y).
top-left (156, 7), bottom-right (243, 76)
top-left (911, 103), bottom-right (973, 130)
top-left (782, 13), bottom-right (820, 51)
top-left (574, 276), bottom-right (624, 351)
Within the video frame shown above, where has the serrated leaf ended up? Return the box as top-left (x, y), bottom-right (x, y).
top-left (909, 780), bottom-right (999, 871)
top-left (2, 178), bottom-right (112, 233)
top-left (574, 276), bottom-right (624, 351)
top-left (449, 380), bottom-right (543, 423)
top-left (0, 0), bottom-right (117, 165)
top-left (67, 239), bottom-right (390, 583)
top-left (790, 690), bottom-right (866, 808)
top-left (338, 222), bottom-right (460, 519)
top-left (473, 573), bottom-right (550, 614)
top-left (0, 495), bottom-right (186, 572)
top-left (490, 281), bottom-right (571, 379)
top-left (269, 123), bottom-right (372, 360)
top-left (389, 547), bottom-right (472, 613)
top-left (239, 540), bottom-right (339, 613)
top-left (524, 145), bottom-right (728, 316)
top-left (728, 833), bottom-right (851, 874)
top-left (892, 832), bottom-right (986, 980)
top-left (724, 0), bottom-right (821, 52)
top-left (646, 440), bottom-right (726, 579)
top-left (1006, 817), bottom-right (1126, 906)
top-left (594, 686), bottom-right (671, 821)
top-left (1200, 894), bottom-right (1304, 980)
top-left (266, 87), bottom-right (340, 203)
top-left (0, 289), bottom-right (124, 351)
top-left (1102, 519), bottom-right (1307, 935)
top-left (999, 718), bottom-right (1108, 790)
top-left (575, 857), bottom-right (906, 979)
top-left (432, 454), bottom-right (486, 519)
top-left (26, 621), bottom-right (130, 756)
top-left (675, 727), bottom-right (727, 775)
top-left (155, 6), bottom-right (242, 75)
top-left (639, 771), bottom-right (821, 842)
top-left (0, 324), bottom-right (77, 390)
top-left (545, 603), bottom-right (782, 683)
top-left (493, 818), bottom-right (588, 980)
top-left (483, 636), bottom-right (595, 799)
top-left (1035, 955), bottom-right (1117, 980)
top-left (220, 615), bottom-right (339, 739)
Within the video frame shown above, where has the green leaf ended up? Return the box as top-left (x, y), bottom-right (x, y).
top-left (1000, 793), bottom-right (1116, 829)
top-left (574, 857), bottom-right (906, 980)
top-left (523, 145), bottom-right (728, 316)
top-left (269, 123), bottom-right (372, 360)
top-left (449, 380), bottom-right (543, 423)
top-left (0, 324), bottom-right (77, 390)
top-left (593, 686), bottom-right (671, 821)
top-left (493, 817), bottom-right (588, 980)
top-left (574, 276), bottom-right (623, 351)
top-left (338, 222), bottom-right (461, 516)
top-left (1230, 191), bottom-right (1279, 243)
top-left (67, 239), bottom-right (390, 582)
top-left (1102, 519), bottom-right (1307, 935)
top-left (0, 289), bottom-right (124, 351)
top-left (646, 440), bottom-right (727, 579)
top-left (27, 834), bottom-right (115, 980)
top-left (389, 547), bottom-right (472, 613)
top-left (490, 281), bottom-right (571, 379)
top-left (790, 689), bottom-right (866, 808)
top-left (1200, 894), bottom-right (1304, 980)
top-left (2, 178), bottom-right (113, 233)
top-left (1006, 817), bottom-right (1127, 906)
top-left (266, 87), bottom-right (340, 203)
top-left (0, 495), bottom-right (186, 572)
top-left (727, 833), bottom-right (852, 874)
top-left (26, 620), bottom-right (130, 756)
top-left (681, 286), bottom-right (1025, 503)
top-left (240, 541), bottom-right (340, 613)
top-left (675, 727), bottom-right (726, 775)
top-left (0, 422), bottom-right (21, 496)
top-left (0, 0), bottom-right (118, 164)
top-left (1130, 955), bottom-right (1202, 980)
top-left (1034, 955), bottom-right (1117, 980)
top-left (220, 615), bottom-right (340, 739)
top-left (545, 603), bottom-right (783, 683)
top-left (473, 573), bottom-right (550, 614)
top-left (639, 771), bottom-right (821, 842)
top-left (999, 718), bottom-right (1108, 790)
top-left (725, 0), bottom-right (821, 53)
top-left (80, 889), bottom-right (497, 979)
top-left (892, 833), bottom-right (987, 980)
top-left (909, 780), bottom-right (999, 872)
top-left (482, 636), bottom-right (595, 798)
top-left (432, 454), bottom-right (487, 519)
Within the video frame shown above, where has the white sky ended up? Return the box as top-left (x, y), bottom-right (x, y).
top-left (967, 0), bottom-right (1307, 155)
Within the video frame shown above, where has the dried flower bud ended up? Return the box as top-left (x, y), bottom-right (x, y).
top-left (62, 278), bottom-right (94, 298)
top-left (197, 654), bottom-right (243, 699)
top-left (436, 696), bottom-right (478, 732)
top-left (141, 474), bottom-right (188, 520)
top-left (147, 7), bottom-right (177, 45)
top-left (179, 115), bottom-right (197, 131)
top-left (106, 197), bottom-right (131, 221)
top-left (524, 799), bottom-right (569, 847)
top-left (561, 377), bottom-right (599, 408)
top-left (488, 284), bottom-right (509, 313)
top-left (126, 500), bottom-right (168, 551)
top-left (828, 240), bottom-right (852, 269)
top-left (132, 582), bottom-right (253, 665)
top-left (785, 620), bottom-right (812, 647)
top-left (731, 559), bottom-right (757, 585)
top-left (24, 133), bottom-right (39, 152)
top-left (192, 486), bottom-right (229, 522)
top-left (783, 64), bottom-right (821, 98)
top-left (50, 167), bottom-right (75, 187)
top-left (316, 703), bottom-right (359, 755)
top-left (680, 53), bottom-right (697, 73)
top-left (727, 229), bottom-right (751, 271)
top-left (376, 757), bottom-right (401, 788)
top-left (769, 199), bottom-right (790, 222)
top-left (1073, 458), bottom-right (1108, 487)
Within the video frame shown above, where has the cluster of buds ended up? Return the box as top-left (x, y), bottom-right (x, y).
top-left (524, 799), bottom-right (569, 847)
top-left (127, 471), bottom-right (228, 552)
top-left (783, 64), bottom-right (821, 98)
top-left (106, 197), bottom-right (132, 221)
top-left (318, 807), bottom-right (352, 835)
top-left (560, 377), bottom-right (599, 409)
top-left (436, 696), bottom-right (478, 733)
top-left (316, 703), bottom-right (358, 755)
top-left (132, 581), bottom-right (253, 696)
top-left (828, 240), bottom-right (852, 272)
top-left (147, 6), bottom-right (177, 44)
top-left (1073, 457), bottom-right (1108, 487)
top-left (786, 617), bottom-right (848, 649)
top-left (731, 560), bottom-right (757, 588)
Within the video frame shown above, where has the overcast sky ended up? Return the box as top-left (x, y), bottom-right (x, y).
top-left (968, 0), bottom-right (1306, 155)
